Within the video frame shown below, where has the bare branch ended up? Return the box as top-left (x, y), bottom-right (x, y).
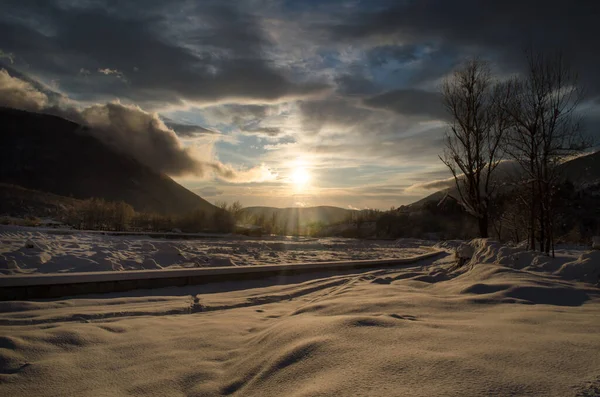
top-left (439, 59), bottom-right (510, 237)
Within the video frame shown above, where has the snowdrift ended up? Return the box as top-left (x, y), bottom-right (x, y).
top-left (436, 238), bottom-right (600, 285)
top-left (0, 238), bottom-right (599, 396)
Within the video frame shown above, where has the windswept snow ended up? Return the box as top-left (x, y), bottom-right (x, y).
top-left (0, 226), bottom-right (432, 275)
top-left (0, 238), bottom-right (599, 396)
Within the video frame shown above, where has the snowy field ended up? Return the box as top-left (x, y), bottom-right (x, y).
top-left (0, 226), bottom-right (432, 275)
top-left (1, 233), bottom-right (600, 396)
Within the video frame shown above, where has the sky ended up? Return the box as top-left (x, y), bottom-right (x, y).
top-left (1, 0), bottom-right (599, 209)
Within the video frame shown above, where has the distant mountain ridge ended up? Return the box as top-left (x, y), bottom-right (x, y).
top-left (0, 107), bottom-right (217, 215)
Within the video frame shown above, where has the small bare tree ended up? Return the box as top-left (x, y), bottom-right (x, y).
top-left (440, 59), bottom-right (509, 238)
top-left (228, 200), bottom-right (244, 221)
top-left (504, 50), bottom-right (588, 255)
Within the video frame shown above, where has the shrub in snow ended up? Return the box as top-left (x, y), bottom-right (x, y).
top-left (592, 236), bottom-right (600, 250)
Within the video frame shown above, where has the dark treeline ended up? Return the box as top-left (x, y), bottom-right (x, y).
top-left (371, 179), bottom-right (600, 245)
top-left (57, 198), bottom-right (235, 233)
top-left (3, 184), bottom-right (598, 243)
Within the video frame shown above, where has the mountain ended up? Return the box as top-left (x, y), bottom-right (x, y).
top-left (560, 150), bottom-right (600, 186)
top-left (0, 183), bottom-right (82, 219)
top-left (0, 107), bottom-right (217, 215)
top-left (407, 150), bottom-right (600, 209)
top-left (406, 190), bottom-right (449, 210)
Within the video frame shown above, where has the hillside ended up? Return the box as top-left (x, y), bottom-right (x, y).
top-left (407, 150), bottom-right (600, 209)
top-left (0, 107), bottom-right (217, 215)
top-left (0, 183), bottom-right (82, 218)
top-left (406, 189), bottom-right (449, 210)
top-left (560, 150), bottom-right (600, 185)
top-left (381, 150), bottom-right (600, 241)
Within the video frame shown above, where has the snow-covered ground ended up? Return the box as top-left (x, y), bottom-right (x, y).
top-left (1, 235), bottom-right (599, 396)
top-left (0, 226), bottom-right (432, 275)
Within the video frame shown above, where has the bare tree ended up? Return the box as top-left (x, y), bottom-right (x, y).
top-left (504, 50), bottom-right (588, 255)
top-left (440, 59), bottom-right (509, 237)
top-left (111, 201), bottom-right (134, 231)
top-left (228, 201), bottom-right (244, 221)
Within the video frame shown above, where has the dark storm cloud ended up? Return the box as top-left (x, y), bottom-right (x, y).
top-left (294, 94), bottom-right (448, 167)
top-left (298, 94), bottom-right (444, 146)
top-left (299, 98), bottom-right (375, 134)
top-left (3, 0), bottom-right (598, 197)
top-left (334, 73), bottom-right (380, 96)
top-left (0, 0), bottom-right (329, 107)
top-left (331, 0), bottom-right (600, 96)
top-left (200, 104), bottom-right (289, 137)
top-left (363, 89), bottom-right (445, 119)
top-left (0, 68), bottom-right (279, 181)
top-left (309, 124), bottom-right (446, 165)
top-left (217, 104), bottom-right (273, 124)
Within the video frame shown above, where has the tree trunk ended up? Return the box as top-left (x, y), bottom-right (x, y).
top-left (529, 182), bottom-right (536, 251)
top-left (546, 200), bottom-right (554, 257)
top-left (539, 206), bottom-right (546, 253)
top-left (550, 219), bottom-right (555, 258)
top-left (546, 184), bottom-right (553, 256)
top-left (478, 214), bottom-right (489, 238)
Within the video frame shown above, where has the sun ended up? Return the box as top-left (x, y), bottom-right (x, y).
top-left (291, 166), bottom-right (311, 188)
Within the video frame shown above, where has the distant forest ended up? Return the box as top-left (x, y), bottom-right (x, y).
top-left (2, 180), bottom-right (598, 246)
